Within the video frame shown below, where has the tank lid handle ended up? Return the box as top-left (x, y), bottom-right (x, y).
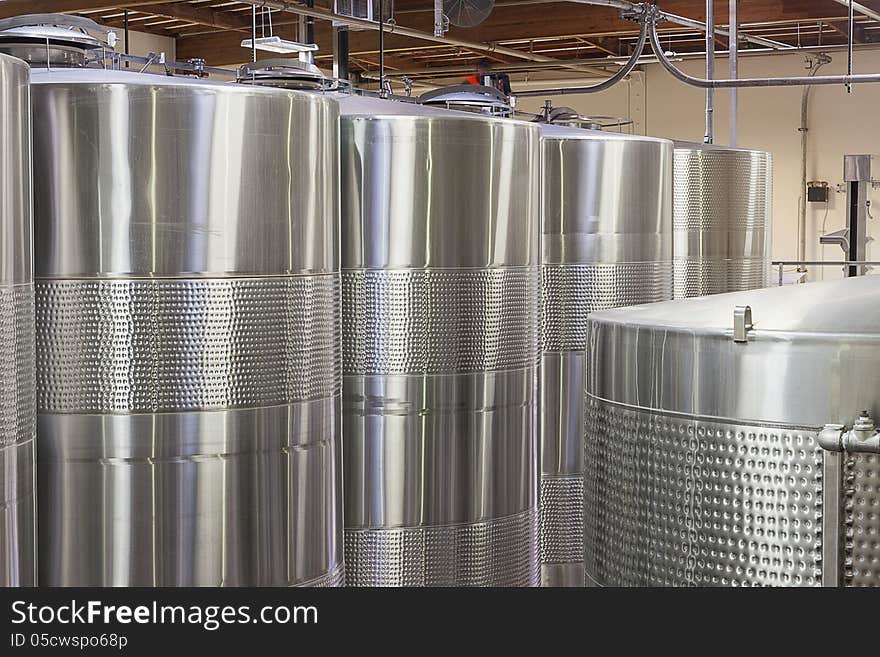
top-left (733, 305), bottom-right (753, 343)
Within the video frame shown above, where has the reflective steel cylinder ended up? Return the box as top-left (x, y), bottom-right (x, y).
top-left (31, 70), bottom-right (342, 586)
top-left (540, 125), bottom-right (673, 586)
top-left (673, 143), bottom-right (772, 298)
top-left (0, 54), bottom-right (35, 587)
top-left (339, 97), bottom-right (541, 586)
top-left (585, 276), bottom-right (880, 587)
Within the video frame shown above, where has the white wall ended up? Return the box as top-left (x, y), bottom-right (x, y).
top-left (517, 49), bottom-right (880, 281)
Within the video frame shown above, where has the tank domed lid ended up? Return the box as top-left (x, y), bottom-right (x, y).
top-left (0, 14), bottom-right (113, 67)
top-left (337, 91), bottom-right (521, 121)
top-left (236, 58), bottom-right (333, 90)
top-left (590, 275), bottom-right (880, 336)
top-left (0, 14), bottom-right (111, 49)
top-left (533, 102), bottom-right (666, 142)
top-left (536, 106), bottom-right (633, 131)
top-left (418, 84), bottom-right (512, 116)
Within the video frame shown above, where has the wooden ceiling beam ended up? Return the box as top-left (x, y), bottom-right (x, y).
top-left (828, 19), bottom-right (870, 42)
top-left (578, 35), bottom-right (619, 56)
top-left (99, 15), bottom-right (186, 36)
top-left (174, 0), bottom-right (857, 65)
top-left (139, 3), bottom-right (252, 32)
top-left (0, 0), bottom-right (186, 19)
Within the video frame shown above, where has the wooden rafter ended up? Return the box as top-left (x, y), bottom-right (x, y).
top-left (0, 0), bottom-right (873, 67)
top-left (828, 18), bottom-right (870, 42)
top-left (577, 35), bottom-right (619, 56)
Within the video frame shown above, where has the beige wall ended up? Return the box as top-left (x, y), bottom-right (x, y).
top-left (517, 49), bottom-right (880, 281)
top-left (121, 29), bottom-right (176, 61)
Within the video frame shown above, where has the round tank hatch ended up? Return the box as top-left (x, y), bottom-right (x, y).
top-left (418, 84), bottom-right (512, 116)
top-left (236, 58), bottom-right (335, 90)
top-left (536, 105), bottom-right (633, 131)
top-left (0, 14), bottom-right (112, 68)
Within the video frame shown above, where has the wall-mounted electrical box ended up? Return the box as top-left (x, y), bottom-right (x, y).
top-left (808, 180), bottom-right (830, 203)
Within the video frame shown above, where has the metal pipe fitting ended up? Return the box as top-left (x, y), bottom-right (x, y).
top-left (819, 413), bottom-right (880, 453)
top-left (514, 17), bottom-right (648, 97)
top-left (647, 12), bottom-right (880, 88)
top-left (818, 423), bottom-right (846, 451)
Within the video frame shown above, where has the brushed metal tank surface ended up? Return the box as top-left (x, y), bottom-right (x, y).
top-left (585, 276), bottom-right (880, 586)
top-left (31, 69), bottom-right (342, 586)
top-left (0, 54), bottom-right (36, 587)
top-left (339, 96), bottom-right (541, 586)
top-left (847, 453), bottom-right (880, 586)
top-left (673, 143), bottom-right (772, 299)
top-left (539, 124), bottom-right (673, 586)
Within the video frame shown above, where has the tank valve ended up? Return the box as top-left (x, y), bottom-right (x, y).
top-left (818, 412), bottom-right (880, 453)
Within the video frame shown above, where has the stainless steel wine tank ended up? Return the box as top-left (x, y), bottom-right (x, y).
top-left (28, 67), bottom-right (343, 586)
top-left (539, 123), bottom-right (673, 586)
top-left (672, 142), bottom-right (772, 298)
top-left (338, 95), bottom-right (542, 586)
top-left (0, 53), bottom-right (36, 587)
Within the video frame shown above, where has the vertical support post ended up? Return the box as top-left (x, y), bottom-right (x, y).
top-left (847, 180), bottom-right (867, 276)
top-left (334, 26), bottom-right (350, 81)
top-left (822, 451), bottom-right (844, 587)
top-left (251, 5), bottom-right (257, 63)
top-left (844, 154), bottom-right (871, 277)
top-left (434, 0), bottom-right (444, 37)
top-left (123, 9), bottom-right (130, 68)
top-left (705, 0), bottom-right (715, 143)
top-left (848, 0), bottom-right (854, 93)
top-left (379, 0), bottom-right (386, 95)
top-left (306, 0), bottom-right (315, 43)
top-left (729, 0), bottom-right (737, 147)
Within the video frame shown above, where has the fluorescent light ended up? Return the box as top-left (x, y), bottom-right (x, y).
top-left (240, 36), bottom-right (318, 54)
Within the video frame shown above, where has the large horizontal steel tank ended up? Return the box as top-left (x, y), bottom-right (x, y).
top-left (585, 275), bottom-right (880, 587)
top-left (539, 120), bottom-right (673, 586)
top-left (338, 94), bottom-right (542, 586)
top-left (10, 24), bottom-right (343, 583)
top-left (673, 142), bottom-right (772, 298)
top-left (0, 53), bottom-right (35, 587)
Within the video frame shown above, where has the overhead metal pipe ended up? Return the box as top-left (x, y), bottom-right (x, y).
top-left (236, 0), bottom-right (610, 76)
top-left (451, 0), bottom-right (792, 51)
top-left (515, 18), bottom-right (648, 96)
top-left (563, 0), bottom-right (640, 10)
top-left (648, 16), bottom-right (880, 87)
top-left (658, 10), bottom-right (793, 50)
top-left (362, 40), bottom-right (880, 80)
top-left (705, 0), bottom-right (714, 143)
top-left (830, 0), bottom-right (880, 24)
top-left (564, 1), bottom-right (793, 51)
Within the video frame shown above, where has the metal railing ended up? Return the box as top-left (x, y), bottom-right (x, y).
top-left (772, 260), bottom-right (880, 285)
